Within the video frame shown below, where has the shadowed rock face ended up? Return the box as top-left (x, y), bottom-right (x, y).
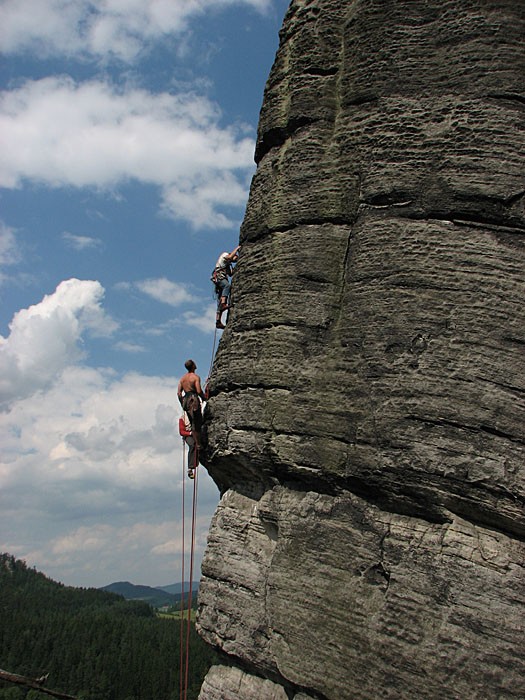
top-left (198, 1), bottom-right (525, 699)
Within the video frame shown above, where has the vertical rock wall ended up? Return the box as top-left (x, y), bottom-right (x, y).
top-left (198, 1), bottom-right (525, 698)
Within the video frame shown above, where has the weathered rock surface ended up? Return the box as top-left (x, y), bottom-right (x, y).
top-left (198, 1), bottom-right (525, 698)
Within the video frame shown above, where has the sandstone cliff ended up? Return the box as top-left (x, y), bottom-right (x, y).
top-left (198, 1), bottom-right (525, 698)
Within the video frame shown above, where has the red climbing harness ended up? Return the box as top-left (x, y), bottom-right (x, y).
top-left (178, 417), bottom-right (191, 438)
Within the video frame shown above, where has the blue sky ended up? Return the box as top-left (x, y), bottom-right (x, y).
top-left (0, 0), bottom-right (289, 588)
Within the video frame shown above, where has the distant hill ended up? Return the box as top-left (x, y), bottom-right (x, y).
top-left (100, 581), bottom-right (176, 607)
top-left (100, 580), bottom-right (199, 607)
top-left (157, 581), bottom-right (200, 596)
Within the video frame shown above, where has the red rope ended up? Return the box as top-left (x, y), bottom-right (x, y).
top-left (179, 436), bottom-right (199, 700)
top-left (179, 438), bottom-right (186, 700)
top-left (183, 465), bottom-right (199, 700)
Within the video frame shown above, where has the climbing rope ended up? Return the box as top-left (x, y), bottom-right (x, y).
top-left (204, 326), bottom-right (219, 400)
top-left (179, 438), bottom-right (186, 700)
top-left (179, 437), bottom-right (199, 700)
top-left (183, 465), bottom-right (198, 700)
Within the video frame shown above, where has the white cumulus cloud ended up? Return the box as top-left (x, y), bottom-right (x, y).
top-left (0, 278), bottom-right (117, 406)
top-left (0, 76), bottom-right (255, 228)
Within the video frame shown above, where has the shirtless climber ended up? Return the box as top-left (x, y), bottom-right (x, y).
top-left (212, 245), bottom-right (241, 329)
top-left (177, 360), bottom-right (206, 464)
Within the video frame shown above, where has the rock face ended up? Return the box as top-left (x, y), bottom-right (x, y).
top-left (198, 1), bottom-right (525, 698)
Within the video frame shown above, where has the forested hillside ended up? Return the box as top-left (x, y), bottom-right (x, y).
top-left (0, 554), bottom-right (215, 700)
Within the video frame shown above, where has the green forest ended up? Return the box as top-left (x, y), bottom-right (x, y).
top-left (0, 554), bottom-right (216, 700)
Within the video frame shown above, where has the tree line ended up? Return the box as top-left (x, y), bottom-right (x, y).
top-left (0, 554), bottom-right (216, 700)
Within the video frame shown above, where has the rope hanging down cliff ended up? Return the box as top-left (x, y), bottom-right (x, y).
top-left (179, 432), bottom-right (199, 700)
top-left (177, 359), bottom-right (206, 700)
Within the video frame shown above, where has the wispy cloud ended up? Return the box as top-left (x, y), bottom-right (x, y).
top-left (0, 77), bottom-right (255, 228)
top-left (135, 277), bottom-right (196, 307)
top-left (184, 305), bottom-right (218, 334)
top-left (114, 340), bottom-right (147, 354)
top-left (62, 231), bottom-right (103, 251)
top-left (161, 171), bottom-right (250, 230)
top-left (0, 0), bottom-right (273, 62)
top-left (0, 222), bottom-right (19, 265)
top-left (0, 222), bottom-right (20, 285)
